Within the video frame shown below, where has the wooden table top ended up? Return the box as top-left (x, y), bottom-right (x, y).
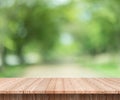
top-left (0, 78), bottom-right (120, 94)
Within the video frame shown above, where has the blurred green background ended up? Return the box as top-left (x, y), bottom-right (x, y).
top-left (0, 0), bottom-right (120, 77)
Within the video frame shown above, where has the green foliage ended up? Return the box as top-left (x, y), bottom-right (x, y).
top-left (0, 0), bottom-right (120, 66)
top-left (0, 65), bottom-right (25, 77)
top-left (79, 55), bottom-right (120, 77)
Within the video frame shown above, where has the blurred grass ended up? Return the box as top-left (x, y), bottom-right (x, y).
top-left (0, 65), bottom-right (25, 77)
top-left (80, 55), bottom-right (120, 77)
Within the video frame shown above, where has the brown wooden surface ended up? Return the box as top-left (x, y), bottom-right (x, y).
top-left (0, 78), bottom-right (120, 94)
top-left (0, 94), bottom-right (120, 100)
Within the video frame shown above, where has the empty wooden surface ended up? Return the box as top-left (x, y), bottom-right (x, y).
top-left (0, 78), bottom-right (120, 94)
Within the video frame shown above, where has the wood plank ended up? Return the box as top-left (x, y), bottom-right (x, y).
top-left (0, 78), bottom-right (120, 94)
top-left (0, 94), bottom-right (120, 100)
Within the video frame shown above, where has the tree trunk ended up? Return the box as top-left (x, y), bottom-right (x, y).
top-left (0, 45), bottom-right (7, 70)
top-left (16, 45), bottom-right (25, 65)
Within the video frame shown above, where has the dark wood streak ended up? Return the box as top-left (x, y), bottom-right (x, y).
top-left (0, 94), bottom-right (120, 100)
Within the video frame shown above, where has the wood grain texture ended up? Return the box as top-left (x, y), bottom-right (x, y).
top-left (0, 94), bottom-right (120, 100)
top-left (0, 78), bottom-right (120, 94)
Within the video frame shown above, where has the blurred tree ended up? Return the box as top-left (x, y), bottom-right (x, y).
top-left (1, 0), bottom-right (120, 67)
top-left (0, 0), bottom-right (65, 63)
top-left (73, 0), bottom-right (120, 55)
top-left (22, 1), bottom-right (61, 62)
